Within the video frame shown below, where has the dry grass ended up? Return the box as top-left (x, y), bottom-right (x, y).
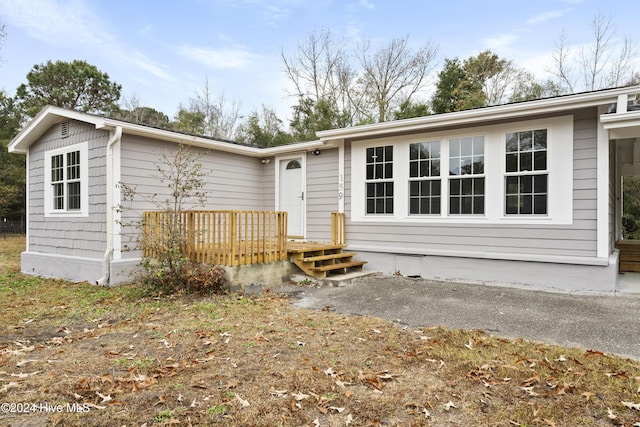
top-left (1, 235), bottom-right (639, 426)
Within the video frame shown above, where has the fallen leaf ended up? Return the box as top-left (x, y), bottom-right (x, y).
top-left (16, 359), bottom-right (39, 367)
top-left (581, 391), bottom-right (595, 401)
top-left (606, 371), bottom-right (628, 379)
top-left (10, 371), bottom-right (40, 379)
top-left (0, 382), bottom-right (20, 393)
top-left (329, 406), bottom-right (345, 413)
top-left (585, 349), bottom-right (607, 358)
top-left (292, 392), bottom-right (310, 401)
top-left (345, 414), bottom-right (354, 425)
top-left (443, 401), bottom-right (456, 411)
top-left (96, 392), bottom-right (112, 403)
top-left (235, 394), bottom-right (250, 408)
top-left (521, 386), bottom-right (540, 397)
top-left (543, 419), bottom-right (557, 427)
top-left (423, 408), bottom-right (431, 418)
top-left (607, 408), bottom-right (617, 420)
top-left (622, 401), bottom-right (640, 410)
top-left (312, 419), bottom-right (320, 427)
top-left (190, 398), bottom-right (197, 408)
top-left (324, 367), bottom-right (337, 377)
top-left (371, 329), bottom-right (382, 334)
top-left (376, 372), bottom-right (397, 380)
top-left (270, 389), bottom-right (288, 398)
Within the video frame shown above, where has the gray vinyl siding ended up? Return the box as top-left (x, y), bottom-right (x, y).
top-left (28, 120), bottom-right (108, 258)
top-left (261, 157), bottom-right (276, 211)
top-left (119, 135), bottom-right (267, 257)
top-left (343, 109), bottom-right (600, 261)
top-left (306, 148), bottom-right (339, 241)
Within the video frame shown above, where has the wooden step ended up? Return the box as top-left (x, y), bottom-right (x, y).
top-left (303, 252), bottom-right (358, 262)
top-left (287, 242), bottom-right (367, 279)
top-left (314, 260), bottom-right (367, 272)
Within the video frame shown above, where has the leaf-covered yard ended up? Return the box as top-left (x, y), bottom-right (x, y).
top-left (1, 236), bottom-right (639, 426)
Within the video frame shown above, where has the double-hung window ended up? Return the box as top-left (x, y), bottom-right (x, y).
top-left (505, 129), bottom-right (548, 215)
top-left (449, 136), bottom-right (485, 215)
top-left (365, 145), bottom-right (394, 214)
top-left (44, 142), bottom-right (88, 217)
top-left (409, 141), bottom-right (441, 215)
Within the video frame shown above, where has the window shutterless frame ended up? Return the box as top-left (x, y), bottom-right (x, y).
top-left (408, 141), bottom-right (441, 215)
top-left (504, 129), bottom-right (549, 215)
top-left (365, 145), bottom-right (394, 215)
top-left (448, 136), bottom-right (485, 215)
top-left (44, 141), bottom-right (89, 217)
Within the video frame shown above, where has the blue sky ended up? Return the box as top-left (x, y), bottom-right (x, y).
top-left (1, 0), bottom-right (638, 124)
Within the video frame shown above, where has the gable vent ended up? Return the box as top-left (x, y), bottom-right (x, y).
top-left (61, 121), bottom-right (69, 138)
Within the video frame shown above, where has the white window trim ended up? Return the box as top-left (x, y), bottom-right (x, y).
top-left (351, 115), bottom-right (573, 225)
top-left (44, 141), bottom-right (89, 218)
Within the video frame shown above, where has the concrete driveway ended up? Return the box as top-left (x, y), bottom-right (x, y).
top-left (279, 274), bottom-right (640, 360)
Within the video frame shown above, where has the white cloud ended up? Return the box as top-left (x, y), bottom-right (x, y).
top-left (527, 10), bottom-right (567, 25)
top-left (359, 0), bottom-right (375, 10)
top-left (179, 46), bottom-right (255, 70)
top-left (0, 0), bottom-right (178, 84)
top-left (483, 33), bottom-right (519, 50)
top-left (0, 0), bottom-right (110, 47)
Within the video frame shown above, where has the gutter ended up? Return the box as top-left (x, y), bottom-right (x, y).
top-left (96, 126), bottom-right (122, 285)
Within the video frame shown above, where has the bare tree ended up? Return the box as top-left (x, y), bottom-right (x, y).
top-left (281, 28), bottom-right (351, 104)
top-left (549, 30), bottom-right (575, 93)
top-left (357, 36), bottom-right (438, 122)
top-left (188, 77), bottom-right (242, 140)
top-left (548, 13), bottom-right (637, 93)
top-left (0, 22), bottom-right (6, 60)
top-left (281, 28), bottom-right (358, 126)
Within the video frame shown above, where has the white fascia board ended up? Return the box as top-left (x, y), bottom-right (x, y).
top-left (9, 106), bottom-right (329, 156)
top-left (99, 119), bottom-right (328, 157)
top-left (317, 86), bottom-right (640, 142)
top-left (600, 110), bottom-right (640, 139)
top-left (9, 106), bottom-right (104, 154)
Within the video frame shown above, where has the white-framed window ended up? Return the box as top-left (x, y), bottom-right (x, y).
top-left (365, 145), bottom-right (394, 214)
top-left (505, 129), bottom-right (548, 215)
top-left (350, 115), bottom-right (573, 224)
top-left (409, 141), bottom-right (441, 215)
top-left (448, 136), bottom-right (485, 215)
top-left (44, 142), bottom-right (89, 217)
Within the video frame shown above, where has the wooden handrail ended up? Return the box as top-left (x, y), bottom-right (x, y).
top-left (143, 210), bottom-right (288, 266)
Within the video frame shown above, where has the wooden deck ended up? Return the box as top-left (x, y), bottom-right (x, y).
top-left (142, 210), bottom-right (367, 278)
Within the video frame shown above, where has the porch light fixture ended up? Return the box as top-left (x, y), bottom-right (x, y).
top-left (313, 149), bottom-right (321, 156)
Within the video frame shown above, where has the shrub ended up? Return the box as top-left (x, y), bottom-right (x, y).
top-left (135, 257), bottom-right (226, 296)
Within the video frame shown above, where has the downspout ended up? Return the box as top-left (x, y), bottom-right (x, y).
top-left (97, 126), bottom-right (122, 285)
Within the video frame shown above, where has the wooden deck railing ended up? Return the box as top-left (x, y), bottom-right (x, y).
top-left (143, 210), bottom-right (288, 266)
top-left (331, 212), bottom-right (346, 245)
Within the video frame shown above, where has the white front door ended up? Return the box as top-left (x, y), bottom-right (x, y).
top-left (279, 157), bottom-right (304, 237)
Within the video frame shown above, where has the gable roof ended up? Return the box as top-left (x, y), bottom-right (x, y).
top-left (317, 85), bottom-right (640, 142)
top-left (8, 106), bottom-right (326, 156)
